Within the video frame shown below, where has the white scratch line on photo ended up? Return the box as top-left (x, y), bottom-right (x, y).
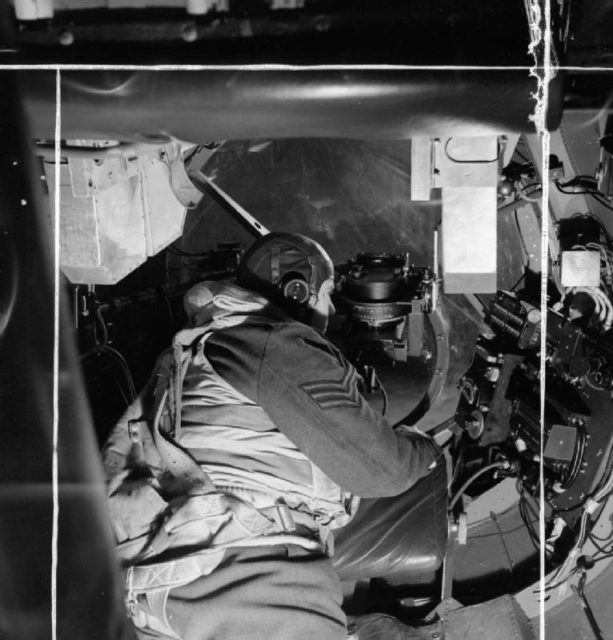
top-left (52, 68), bottom-right (61, 640)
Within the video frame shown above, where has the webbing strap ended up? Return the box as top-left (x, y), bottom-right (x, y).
top-left (125, 531), bottom-right (325, 595)
top-left (116, 495), bottom-right (305, 562)
top-left (126, 547), bottom-right (228, 593)
top-left (130, 330), bottom-right (287, 560)
top-left (149, 335), bottom-right (217, 495)
top-left (151, 389), bottom-right (216, 493)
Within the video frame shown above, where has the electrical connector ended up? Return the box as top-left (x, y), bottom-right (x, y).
top-left (584, 498), bottom-right (600, 515)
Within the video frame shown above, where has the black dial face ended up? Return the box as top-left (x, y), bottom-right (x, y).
top-left (286, 281), bottom-right (307, 301)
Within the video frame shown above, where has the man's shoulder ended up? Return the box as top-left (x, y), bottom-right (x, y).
top-left (219, 314), bottom-right (321, 338)
top-left (212, 316), bottom-right (335, 361)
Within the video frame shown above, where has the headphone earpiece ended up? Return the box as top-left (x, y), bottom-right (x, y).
top-left (281, 277), bottom-right (310, 305)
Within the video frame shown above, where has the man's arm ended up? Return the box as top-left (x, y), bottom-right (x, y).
top-left (205, 321), bottom-right (442, 498)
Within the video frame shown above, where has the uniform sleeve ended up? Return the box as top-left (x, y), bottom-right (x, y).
top-left (205, 321), bottom-right (442, 498)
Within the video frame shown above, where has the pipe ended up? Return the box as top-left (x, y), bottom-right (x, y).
top-left (22, 70), bottom-right (564, 143)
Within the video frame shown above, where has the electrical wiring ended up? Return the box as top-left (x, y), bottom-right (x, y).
top-left (447, 444), bottom-right (464, 492)
top-left (554, 177), bottom-right (613, 212)
top-left (448, 462), bottom-right (508, 512)
top-left (590, 529), bottom-right (613, 543)
top-left (519, 493), bottom-right (541, 551)
top-left (562, 216), bottom-right (613, 330)
top-left (519, 487), bottom-right (566, 559)
top-left (459, 377), bottom-right (477, 404)
top-left (99, 345), bottom-right (137, 400)
top-left (362, 367), bottom-right (388, 416)
top-left (545, 528), bottom-right (613, 592)
top-left (83, 302), bottom-right (138, 403)
top-left (540, 567), bottom-right (580, 592)
top-left (571, 242), bottom-right (613, 294)
top-left (544, 447), bottom-right (613, 590)
top-left (589, 287), bottom-right (613, 329)
top-left (468, 518), bottom-right (549, 540)
top-left (594, 460), bottom-right (613, 507)
top-left (588, 533), bottom-right (613, 556)
top-left (114, 382), bottom-right (130, 407)
top-left (592, 517), bottom-right (613, 558)
top-left (562, 286), bottom-right (613, 331)
top-left (585, 240), bottom-right (613, 257)
top-left (515, 181), bottom-right (542, 203)
top-left (549, 492), bottom-right (607, 584)
top-left (95, 306), bottom-right (109, 346)
top-left (561, 237), bottom-right (613, 331)
top-left (584, 241), bottom-right (613, 264)
top-left (589, 497), bottom-right (613, 543)
top-left (556, 175), bottom-right (599, 191)
top-left (544, 515), bottom-right (589, 590)
top-left (518, 481), bottom-right (541, 519)
top-left (81, 345), bottom-right (137, 404)
top-left (531, 223), bottom-right (613, 588)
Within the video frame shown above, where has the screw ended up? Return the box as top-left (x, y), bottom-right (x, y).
top-left (314, 15), bottom-right (331, 32)
top-left (58, 29), bottom-right (74, 47)
top-left (181, 22), bottom-right (198, 42)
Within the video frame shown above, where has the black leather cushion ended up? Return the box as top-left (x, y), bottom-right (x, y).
top-left (332, 462), bottom-right (448, 583)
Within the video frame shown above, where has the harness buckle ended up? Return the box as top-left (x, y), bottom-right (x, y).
top-left (128, 420), bottom-right (144, 444)
top-left (126, 566), bottom-right (138, 616)
top-left (273, 502), bottom-right (297, 533)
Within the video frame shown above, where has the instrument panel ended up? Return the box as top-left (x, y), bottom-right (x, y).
top-left (455, 291), bottom-right (613, 528)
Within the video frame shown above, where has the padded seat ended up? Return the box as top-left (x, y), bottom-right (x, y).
top-left (332, 462), bottom-right (448, 585)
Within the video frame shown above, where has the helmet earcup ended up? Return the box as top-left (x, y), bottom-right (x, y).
top-left (237, 232), bottom-right (334, 311)
top-left (281, 276), bottom-right (310, 305)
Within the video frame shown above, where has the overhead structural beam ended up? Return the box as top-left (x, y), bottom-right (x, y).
top-left (21, 70), bottom-right (564, 143)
